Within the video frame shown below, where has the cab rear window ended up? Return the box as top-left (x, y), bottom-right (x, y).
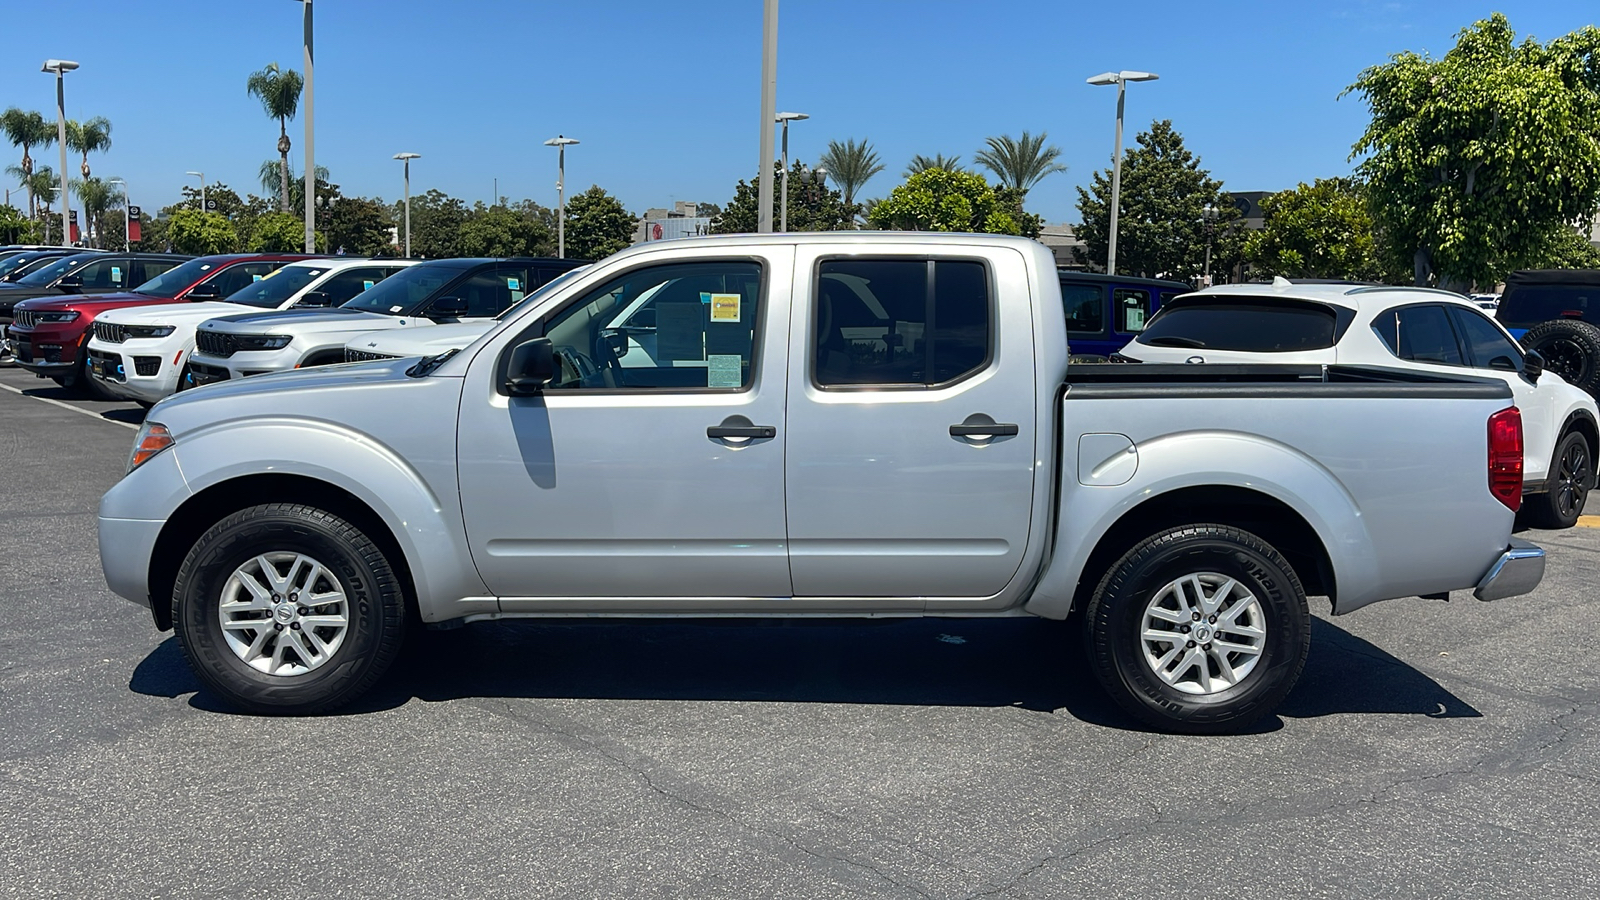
top-left (1497, 284), bottom-right (1599, 327)
top-left (1135, 299), bottom-right (1338, 353)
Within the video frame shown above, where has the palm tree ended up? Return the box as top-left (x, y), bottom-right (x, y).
top-left (245, 62), bottom-right (304, 213)
top-left (819, 138), bottom-right (885, 223)
top-left (974, 131), bottom-right (1066, 194)
top-left (72, 176), bottom-right (122, 248)
top-left (904, 153), bottom-right (965, 177)
top-left (2, 108), bottom-right (57, 217)
top-left (65, 117), bottom-right (113, 179)
top-left (258, 159), bottom-right (329, 207)
top-left (25, 167), bottom-right (57, 238)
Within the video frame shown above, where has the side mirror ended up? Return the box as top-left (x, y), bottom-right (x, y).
top-left (505, 338), bottom-right (556, 395)
top-left (186, 282), bottom-right (222, 300)
top-left (56, 273), bottom-right (83, 290)
top-left (431, 296), bottom-right (467, 318)
top-left (1524, 350), bottom-right (1543, 381)
top-left (296, 291), bottom-right (334, 308)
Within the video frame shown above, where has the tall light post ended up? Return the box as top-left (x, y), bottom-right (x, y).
top-left (1086, 70), bottom-right (1159, 276)
top-left (756, 0), bottom-right (778, 233)
top-left (109, 178), bottom-right (128, 251)
top-left (392, 153), bottom-right (420, 257)
top-left (1201, 204), bottom-right (1218, 287)
top-left (775, 111), bottom-right (808, 233)
top-left (185, 171), bottom-right (206, 212)
top-left (543, 136), bottom-right (579, 258)
top-left (42, 60), bottom-right (79, 246)
top-left (296, 0), bottom-right (315, 252)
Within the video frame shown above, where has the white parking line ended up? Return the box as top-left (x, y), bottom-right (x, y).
top-left (0, 383), bottom-right (139, 430)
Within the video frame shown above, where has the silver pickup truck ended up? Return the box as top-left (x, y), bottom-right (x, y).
top-left (99, 233), bottom-right (1544, 733)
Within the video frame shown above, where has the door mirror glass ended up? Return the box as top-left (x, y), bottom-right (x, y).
top-left (296, 290), bottom-right (334, 308)
top-left (505, 337), bottom-right (555, 395)
top-left (1524, 349), bottom-right (1543, 380)
top-left (431, 295), bottom-right (467, 317)
top-left (186, 281), bottom-right (222, 300)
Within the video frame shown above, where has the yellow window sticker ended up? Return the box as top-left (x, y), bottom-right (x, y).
top-left (710, 293), bottom-right (740, 322)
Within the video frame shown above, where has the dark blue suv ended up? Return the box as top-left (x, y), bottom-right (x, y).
top-left (1058, 271), bottom-right (1190, 361)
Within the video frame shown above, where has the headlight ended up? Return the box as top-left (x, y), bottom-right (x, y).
top-left (236, 334), bottom-right (293, 351)
top-left (126, 421), bottom-right (174, 474)
top-left (127, 325), bottom-right (176, 339)
top-left (37, 311), bottom-right (79, 323)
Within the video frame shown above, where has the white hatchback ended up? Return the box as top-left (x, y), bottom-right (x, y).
top-left (1116, 279), bottom-right (1599, 527)
top-left (86, 258), bottom-right (418, 404)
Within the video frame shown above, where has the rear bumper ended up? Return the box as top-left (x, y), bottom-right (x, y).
top-left (1474, 539), bottom-right (1546, 601)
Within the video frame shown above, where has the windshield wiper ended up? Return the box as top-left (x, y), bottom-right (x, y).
top-left (407, 348), bottom-right (459, 377)
top-left (1144, 335), bottom-right (1207, 348)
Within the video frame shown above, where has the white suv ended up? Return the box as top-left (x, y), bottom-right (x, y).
top-left (86, 258), bottom-right (417, 404)
top-left (1116, 279), bottom-right (1599, 527)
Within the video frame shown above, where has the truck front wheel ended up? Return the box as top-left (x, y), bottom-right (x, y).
top-left (171, 503), bottom-right (408, 714)
top-left (1085, 525), bottom-right (1310, 734)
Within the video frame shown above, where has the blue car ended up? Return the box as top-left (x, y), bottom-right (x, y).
top-left (1058, 271), bottom-right (1190, 361)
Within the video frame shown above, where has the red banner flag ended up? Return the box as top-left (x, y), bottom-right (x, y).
top-left (128, 218), bottom-right (141, 243)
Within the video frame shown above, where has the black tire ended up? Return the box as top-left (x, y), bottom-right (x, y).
top-left (59, 354), bottom-right (117, 400)
top-left (1520, 320), bottom-right (1600, 396)
top-left (171, 503), bottom-right (407, 714)
top-left (174, 363), bottom-right (195, 392)
top-left (1085, 524), bottom-right (1310, 734)
top-left (1526, 431), bottom-right (1594, 529)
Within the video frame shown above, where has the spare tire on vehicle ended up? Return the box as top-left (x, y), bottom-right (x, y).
top-left (1520, 319), bottom-right (1600, 397)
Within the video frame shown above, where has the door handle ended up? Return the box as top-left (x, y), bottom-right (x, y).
top-left (950, 423), bottom-right (1018, 437)
top-left (708, 424), bottom-right (777, 439)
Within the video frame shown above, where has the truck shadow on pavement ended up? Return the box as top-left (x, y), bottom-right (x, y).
top-left (130, 614), bottom-right (1480, 732)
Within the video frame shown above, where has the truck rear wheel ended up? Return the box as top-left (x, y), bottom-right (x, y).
top-left (1085, 525), bottom-right (1310, 734)
top-left (171, 503), bottom-right (407, 714)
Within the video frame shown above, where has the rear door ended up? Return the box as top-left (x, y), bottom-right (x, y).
top-left (784, 245), bottom-right (1037, 601)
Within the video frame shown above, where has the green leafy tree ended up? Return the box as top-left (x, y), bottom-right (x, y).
top-left (867, 168), bottom-right (1020, 234)
top-left (719, 161), bottom-right (855, 234)
top-left (166, 209), bottom-right (239, 255)
top-left (327, 196), bottom-right (397, 256)
top-left (64, 116), bottom-right (111, 179)
top-left (1, 108), bottom-right (56, 217)
top-left (245, 62), bottom-right (305, 213)
top-left (904, 153), bottom-right (965, 177)
top-left (1244, 178), bottom-right (1401, 281)
top-left (819, 138), bottom-right (885, 224)
top-left (1074, 120), bottom-right (1242, 280)
top-left (258, 159), bottom-right (329, 209)
top-left (458, 204), bottom-right (553, 257)
top-left (564, 186), bottom-right (635, 259)
top-left (247, 212), bottom-right (304, 252)
top-left (1347, 14), bottom-right (1600, 289)
top-left (399, 189), bottom-right (469, 258)
top-left (0, 204), bottom-right (41, 243)
top-left (1520, 226), bottom-right (1600, 270)
top-left (695, 202), bottom-right (722, 219)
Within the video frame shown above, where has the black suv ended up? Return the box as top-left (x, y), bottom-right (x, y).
top-left (1497, 269), bottom-right (1600, 396)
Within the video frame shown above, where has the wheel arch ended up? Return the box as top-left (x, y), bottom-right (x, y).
top-left (1561, 408), bottom-right (1598, 462)
top-left (147, 474), bottom-right (417, 631)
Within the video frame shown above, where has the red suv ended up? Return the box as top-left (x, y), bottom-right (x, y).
top-left (10, 253), bottom-right (320, 396)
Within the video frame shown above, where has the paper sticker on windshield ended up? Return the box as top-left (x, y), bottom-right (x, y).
top-left (111, 266), bottom-right (122, 283)
top-left (708, 354), bottom-right (742, 388)
top-left (507, 277), bottom-right (521, 291)
top-left (252, 275), bottom-right (264, 282)
top-left (510, 290), bottom-right (524, 303)
top-left (390, 305), bottom-right (404, 312)
top-left (363, 280), bottom-right (375, 289)
top-left (710, 293), bottom-right (740, 322)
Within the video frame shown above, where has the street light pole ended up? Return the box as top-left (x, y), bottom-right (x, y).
top-left (543, 136), bottom-right (579, 258)
top-left (300, 0), bottom-right (315, 252)
top-left (392, 153), bottom-right (420, 256)
top-left (186, 171), bottom-right (206, 212)
top-left (43, 60), bottom-right (79, 246)
top-left (775, 112), bottom-right (808, 233)
top-left (1087, 70), bottom-right (1158, 276)
top-left (109, 178), bottom-right (127, 251)
top-left (1202, 204), bottom-right (1217, 287)
top-left (756, 0), bottom-right (778, 233)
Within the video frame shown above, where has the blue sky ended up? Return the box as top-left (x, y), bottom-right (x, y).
top-left (1, 1), bottom-right (1595, 225)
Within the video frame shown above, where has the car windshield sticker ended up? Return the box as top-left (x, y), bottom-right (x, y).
top-left (362, 280), bottom-right (375, 290)
top-left (111, 266), bottom-right (122, 283)
top-left (511, 291), bottom-right (524, 303)
top-left (390, 305), bottom-right (404, 312)
top-left (707, 354), bottom-right (742, 388)
top-left (507, 277), bottom-right (521, 291)
top-left (710, 293), bottom-right (740, 322)
top-left (657, 301), bottom-right (705, 360)
top-left (252, 274), bottom-right (264, 282)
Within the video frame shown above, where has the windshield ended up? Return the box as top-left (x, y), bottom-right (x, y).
top-left (226, 265), bottom-right (327, 308)
top-left (495, 266), bottom-right (588, 319)
top-left (0, 253), bottom-right (58, 280)
top-left (341, 264), bottom-right (464, 315)
top-left (131, 257), bottom-right (218, 296)
top-left (15, 254), bottom-right (91, 286)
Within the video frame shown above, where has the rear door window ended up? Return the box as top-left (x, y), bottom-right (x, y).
top-left (1060, 283), bottom-right (1105, 334)
top-left (1371, 304), bottom-right (1465, 365)
top-left (1114, 288), bottom-right (1151, 333)
top-left (813, 258), bottom-right (992, 387)
top-left (135, 259), bottom-right (179, 284)
top-left (1137, 299), bottom-right (1338, 352)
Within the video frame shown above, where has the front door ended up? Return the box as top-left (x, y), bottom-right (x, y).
top-left (458, 250), bottom-right (793, 604)
top-left (783, 247), bottom-right (1038, 600)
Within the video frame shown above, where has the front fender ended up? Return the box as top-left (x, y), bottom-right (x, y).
top-left (168, 417), bottom-right (492, 621)
top-left (1025, 430), bottom-right (1381, 619)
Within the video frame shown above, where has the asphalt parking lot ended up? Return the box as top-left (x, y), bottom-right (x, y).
top-left (2, 364), bottom-right (1599, 899)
